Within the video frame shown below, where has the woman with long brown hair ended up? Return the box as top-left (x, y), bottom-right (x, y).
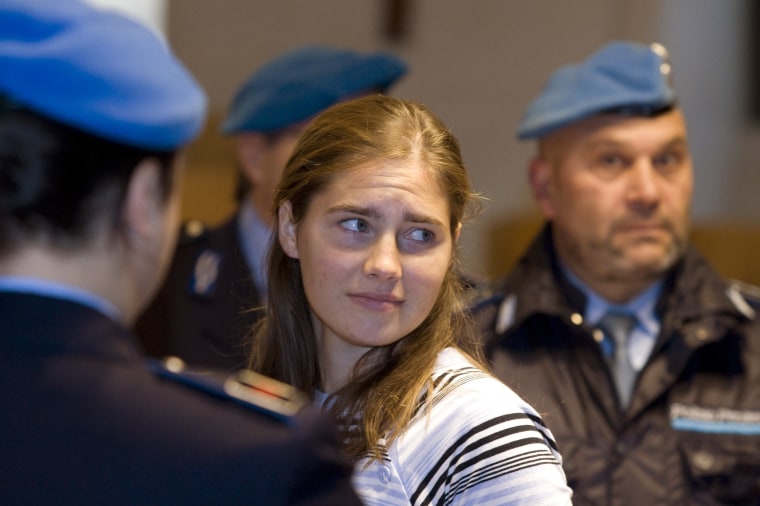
top-left (251, 94), bottom-right (572, 505)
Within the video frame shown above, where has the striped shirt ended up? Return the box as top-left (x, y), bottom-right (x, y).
top-left (344, 347), bottom-right (573, 505)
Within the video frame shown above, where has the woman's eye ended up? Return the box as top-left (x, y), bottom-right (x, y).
top-left (408, 228), bottom-right (433, 242)
top-left (340, 218), bottom-right (368, 232)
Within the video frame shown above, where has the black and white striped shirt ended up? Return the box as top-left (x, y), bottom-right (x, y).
top-left (348, 347), bottom-right (572, 505)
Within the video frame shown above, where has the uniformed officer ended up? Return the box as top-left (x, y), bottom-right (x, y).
top-left (0, 1), bottom-right (360, 503)
top-left (477, 41), bottom-right (760, 504)
top-left (136, 45), bottom-right (408, 370)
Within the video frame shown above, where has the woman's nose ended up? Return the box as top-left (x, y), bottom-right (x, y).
top-left (364, 233), bottom-right (402, 281)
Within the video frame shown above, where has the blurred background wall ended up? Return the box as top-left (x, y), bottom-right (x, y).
top-left (100, 0), bottom-right (760, 285)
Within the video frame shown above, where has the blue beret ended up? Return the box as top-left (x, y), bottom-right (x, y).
top-left (517, 41), bottom-right (675, 140)
top-left (0, 0), bottom-right (206, 150)
top-left (221, 45), bottom-right (407, 134)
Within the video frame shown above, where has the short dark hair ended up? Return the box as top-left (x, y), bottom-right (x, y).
top-left (0, 103), bottom-right (177, 256)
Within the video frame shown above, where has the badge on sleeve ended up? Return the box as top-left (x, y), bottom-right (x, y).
top-left (190, 249), bottom-right (221, 297)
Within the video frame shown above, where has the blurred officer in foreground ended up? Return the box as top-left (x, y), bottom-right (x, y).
top-left (137, 45), bottom-right (408, 371)
top-left (0, 1), bottom-right (360, 504)
top-left (477, 41), bottom-right (760, 504)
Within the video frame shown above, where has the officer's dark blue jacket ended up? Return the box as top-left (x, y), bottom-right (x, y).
top-left (137, 215), bottom-right (261, 371)
top-left (0, 292), bottom-right (360, 505)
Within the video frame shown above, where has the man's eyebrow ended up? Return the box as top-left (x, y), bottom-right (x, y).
top-left (585, 135), bottom-right (688, 151)
top-left (663, 137), bottom-right (688, 149)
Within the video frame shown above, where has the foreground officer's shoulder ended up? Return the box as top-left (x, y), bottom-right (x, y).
top-left (144, 357), bottom-right (307, 425)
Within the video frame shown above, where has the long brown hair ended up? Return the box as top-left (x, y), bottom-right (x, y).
top-left (250, 94), bottom-right (484, 460)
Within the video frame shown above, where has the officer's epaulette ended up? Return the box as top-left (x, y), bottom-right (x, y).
top-left (144, 356), bottom-right (307, 425)
top-left (178, 219), bottom-right (209, 247)
top-left (726, 280), bottom-right (760, 319)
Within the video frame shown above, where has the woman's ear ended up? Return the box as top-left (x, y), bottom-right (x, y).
top-left (278, 200), bottom-right (299, 259)
top-left (453, 222), bottom-right (462, 243)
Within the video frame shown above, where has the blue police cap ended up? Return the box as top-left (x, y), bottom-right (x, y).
top-left (517, 41), bottom-right (675, 140)
top-left (221, 46), bottom-right (408, 134)
top-left (0, 0), bottom-right (206, 150)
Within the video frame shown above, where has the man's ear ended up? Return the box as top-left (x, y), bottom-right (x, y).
top-left (528, 156), bottom-right (556, 220)
top-left (124, 158), bottom-right (164, 241)
top-left (278, 200), bottom-right (299, 259)
top-left (236, 133), bottom-right (268, 185)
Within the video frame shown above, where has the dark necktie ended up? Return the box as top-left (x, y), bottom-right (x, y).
top-left (598, 311), bottom-right (637, 408)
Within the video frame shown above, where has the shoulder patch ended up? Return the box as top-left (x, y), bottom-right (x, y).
top-left (144, 356), bottom-right (307, 424)
top-left (189, 249), bottom-right (222, 297)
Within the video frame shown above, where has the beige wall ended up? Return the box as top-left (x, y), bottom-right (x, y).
top-left (168, 0), bottom-right (760, 285)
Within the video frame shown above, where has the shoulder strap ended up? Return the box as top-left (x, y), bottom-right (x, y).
top-left (144, 357), bottom-right (307, 425)
top-left (726, 280), bottom-right (760, 319)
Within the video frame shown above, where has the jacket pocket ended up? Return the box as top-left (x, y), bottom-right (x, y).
top-left (678, 435), bottom-right (760, 504)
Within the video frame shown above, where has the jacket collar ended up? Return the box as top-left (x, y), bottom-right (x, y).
top-left (498, 224), bottom-right (584, 324)
top-left (500, 224), bottom-right (748, 347)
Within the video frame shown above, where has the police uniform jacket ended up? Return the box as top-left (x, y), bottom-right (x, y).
top-left (478, 225), bottom-right (760, 505)
top-left (137, 214), bottom-right (262, 370)
top-left (0, 292), bottom-right (360, 505)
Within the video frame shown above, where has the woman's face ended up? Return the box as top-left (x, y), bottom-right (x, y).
top-left (279, 158), bottom-right (457, 371)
